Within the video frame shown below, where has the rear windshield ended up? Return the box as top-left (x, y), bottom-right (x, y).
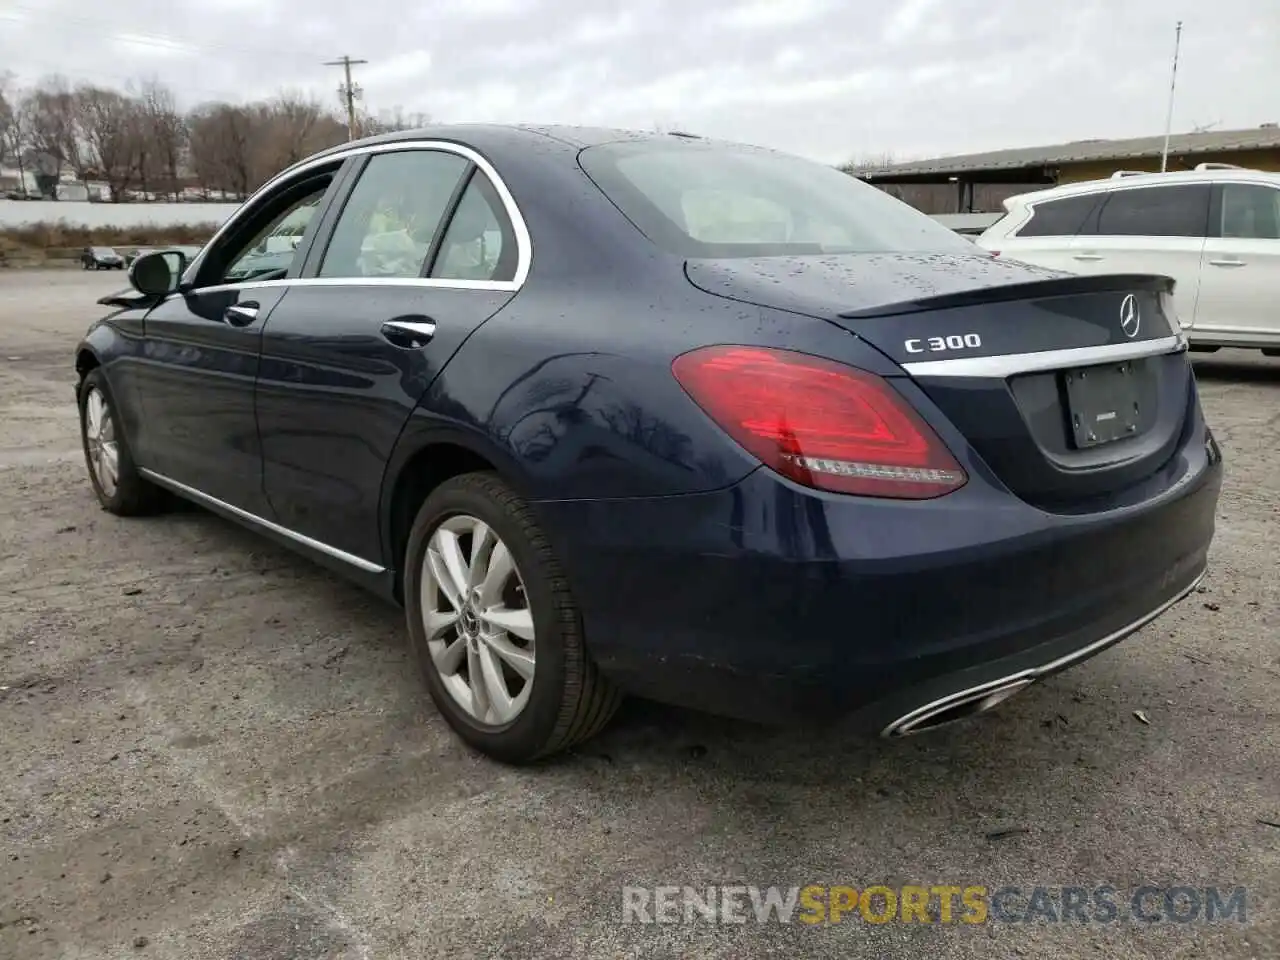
top-left (579, 140), bottom-right (975, 259)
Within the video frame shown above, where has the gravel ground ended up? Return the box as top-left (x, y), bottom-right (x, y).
top-left (1, 268), bottom-right (1277, 960)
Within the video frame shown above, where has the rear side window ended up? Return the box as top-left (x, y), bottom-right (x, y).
top-left (579, 140), bottom-right (976, 258)
top-left (430, 172), bottom-right (519, 282)
top-left (1014, 194), bottom-right (1100, 237)
top-left (1094, 184), bottom-right (1210, 238)
top-left (319, 149), bottom-right (470, 279)
top-left (1218, 183), bottom-right (1280, 239)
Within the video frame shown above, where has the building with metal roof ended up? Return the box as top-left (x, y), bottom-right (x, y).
top-left (852, 124), bottom-right (1280, 214)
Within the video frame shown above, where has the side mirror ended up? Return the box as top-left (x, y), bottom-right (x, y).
top-left (129, 250), bottom-right (184, 297)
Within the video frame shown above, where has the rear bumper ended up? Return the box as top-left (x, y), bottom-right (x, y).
top-left (861, 564), bottom-right (1205, 736)
top-left (535, 418), bottom-right (1222, 731)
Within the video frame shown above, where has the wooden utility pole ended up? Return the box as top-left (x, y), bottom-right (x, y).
top-left (324, 55), bottom-right (368, 141)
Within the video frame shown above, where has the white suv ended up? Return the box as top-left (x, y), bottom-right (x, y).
top-left (976, 166), bottom-right (1280, 356)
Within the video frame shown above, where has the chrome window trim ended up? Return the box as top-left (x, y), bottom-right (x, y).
top-left (901, 335), bottom-right (1185, 379)
top-left (180, 139), bottom-right (532, 294)
top-left (138, 468), bottom-right (386, 574)
top-left (187, 276), bottom-right (520, 297)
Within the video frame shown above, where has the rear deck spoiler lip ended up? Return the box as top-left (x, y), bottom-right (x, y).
top-left (838, 273), bottom-right (1177, 320)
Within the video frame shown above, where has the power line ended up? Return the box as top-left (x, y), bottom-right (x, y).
top-left (323, 56), bottom-right (369, 141)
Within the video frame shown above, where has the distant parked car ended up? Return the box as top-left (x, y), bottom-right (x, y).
top-left (976, 165), bottom-right (1280, 356)
top-left (81, 247), bottom-right (125, 270)
top-left (124, 247), bottom-right (154, 268)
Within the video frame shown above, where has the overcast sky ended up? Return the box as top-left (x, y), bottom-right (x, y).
top-left (2, 0), bottom-right (1277, 164)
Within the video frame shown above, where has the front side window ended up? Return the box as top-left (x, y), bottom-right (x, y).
top-left (318, 150), bottom-right (470, 279)
top-left (1093, 184), bottom-right (1210, 238)
top-left (1015, 193), bottom-right (1100, 238)
top-left (219, 177), bottom-right (333, 284)
top-left (1219, 183), bottom-right (1280, 239)
top-left (579, 140), bottom-right (976, 258)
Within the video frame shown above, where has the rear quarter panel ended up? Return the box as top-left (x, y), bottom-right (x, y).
top-left (398, 277), bottom-right (905, 501)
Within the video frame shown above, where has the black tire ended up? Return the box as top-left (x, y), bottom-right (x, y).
top-left (77, 367), bottom-right (166, 516)
top-left (404, 471), bottom-right (621, 763)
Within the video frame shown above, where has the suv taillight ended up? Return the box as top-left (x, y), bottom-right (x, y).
top-left (671, 345), bottom-right (967, 499)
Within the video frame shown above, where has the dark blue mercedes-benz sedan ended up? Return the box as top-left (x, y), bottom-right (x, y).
top-left (74, 124), bottom-right (1222, 763)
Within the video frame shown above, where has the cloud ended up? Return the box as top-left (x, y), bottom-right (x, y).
top-left (358, 51), bottom-right (433, 89)
top-left (715, 0), bottom-right (836, 30)
top-left (106, 33), bottom-right (197, 58)
top-left (882, 0), bottom-right (944, 44)
top-left (2, 0), bottom-right (1278, 165)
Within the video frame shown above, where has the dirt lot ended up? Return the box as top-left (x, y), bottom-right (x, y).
top-left (1, 269), bottom-right (1277, 960)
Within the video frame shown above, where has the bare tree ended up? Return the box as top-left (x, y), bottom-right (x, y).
top-left (359, 105), bottom-right (431, 137)
top-left (74, 84), bottom-right (147, 201)
top-left (135, 79), bottom-right (187, 200)
top-left (841, 151), bottom-right (905, 176)
top-left (253, 91), bottom-right (345, 178)
top-left (187, 101), bottom-right (255, 199)
top-left (22, 76), bottom-right (85, 194)
top-left (5, 74), bottom-right (425, 201)
top-left (0, 74), bottom-right (18, 190)
top-left (0, 72), bottom-right (13, 153)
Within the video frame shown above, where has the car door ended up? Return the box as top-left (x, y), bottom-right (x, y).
top-left (132, 158), bottom-right (353, 515)
top-left (254, 144), bottom-right (526, 566)
top-left (1194, 181), bottom-right (1280, 343)
top-left (1067, 182), bottom-right (1211, 326)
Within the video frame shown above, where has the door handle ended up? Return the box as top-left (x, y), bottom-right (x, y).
top-left (380, 318), bottom-right (437, 348)
top-left (1072, 253), bottom-right (1104, 261)
top-left (224, 302), bottom-right (259, 326)
top-left (1208, 258), bottom-right (1246, 267)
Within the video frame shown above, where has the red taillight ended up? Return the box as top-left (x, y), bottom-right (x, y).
top-left (671, 345), bottom-right (967, 499)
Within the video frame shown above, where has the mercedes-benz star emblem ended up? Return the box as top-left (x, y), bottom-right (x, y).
top-left (1119, 293), bottom-right (1141, 339)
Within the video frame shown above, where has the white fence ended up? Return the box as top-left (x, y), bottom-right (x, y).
top-left (0, 200), bottom-right (239, 229)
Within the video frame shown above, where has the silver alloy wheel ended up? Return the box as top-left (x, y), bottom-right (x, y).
top-left (84, 386), bottom-right (119, 497)
top-left (421, 514), bottom-right (536, 725)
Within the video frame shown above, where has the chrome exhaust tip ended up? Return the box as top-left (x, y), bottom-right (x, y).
top-left (882, 675), bottom-right (1036, 738)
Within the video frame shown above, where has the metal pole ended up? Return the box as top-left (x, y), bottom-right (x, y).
top-left (1160, 21), bottom-right (1183, 172)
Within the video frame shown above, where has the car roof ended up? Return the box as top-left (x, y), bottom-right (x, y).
top-left (279, 122), bottom-right (776, 182)
top-left (1007, 167), bottom-right (1280, 206)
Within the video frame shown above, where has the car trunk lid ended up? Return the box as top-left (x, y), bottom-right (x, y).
top-left (684, 252), bottom-right (1192, 510)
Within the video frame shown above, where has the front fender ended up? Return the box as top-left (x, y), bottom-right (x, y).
top-left (72, 312), bottom-right (150, 450)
